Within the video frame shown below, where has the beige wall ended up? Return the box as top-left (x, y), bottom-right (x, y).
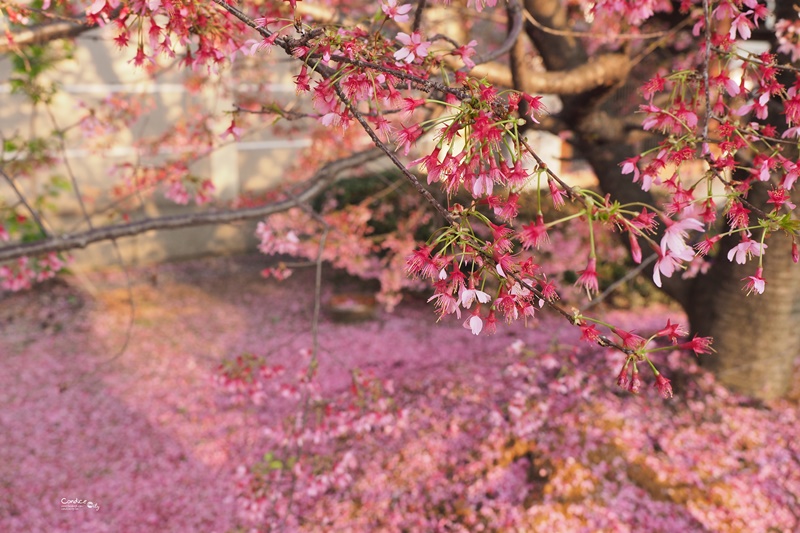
top-left (0, 28), bottom-right (310, 270)
top-left (1, 25), bottom-right (589, 272)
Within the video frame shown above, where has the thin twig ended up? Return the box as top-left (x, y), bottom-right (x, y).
top-left (713, 46), bottom-right (800, 74)
top-left (411, 0), bottom-right (427, 33)
top-left (46, 105), bottom-right (136, 384)
top-left (280, 221), bottom-right (329, 529)
top-left (520, 138), bottom-right (583, 204)
top-left (523, 8), bottom-right (688, 41)
top-left (629, 17), bottom-right (694, 69)
top-left (44, 108), bottom-right (94, 231)
top-left (581, 253), bottom-right (657, 312)
top-left (57, 255), bottom-right (137, 392)
top-left (0, 166), bottom-right (49, 238)
top-left (702, 0), bottom-right (711, 143)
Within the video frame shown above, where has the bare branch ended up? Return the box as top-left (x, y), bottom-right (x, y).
top-left (468, 3), bottom-right (630, 94)
top-left (0, 149), bottom-right (381, 263)
top-left (514, 53), bottom-right (631, 95)
top-left (581, 253), bottom-right (658, 312)
top-left (469, 0), bottom-right (524, 67)
top-left (411, 0), bottom-right (427, 33)
top-left (1, 21), bottom-right (91, 53)
top-left (0, 9), bottom-right (122, 53)
top-left (523, 7), bottom-right (687, 41)
top-left (0, 167), bottom-right (49, 238)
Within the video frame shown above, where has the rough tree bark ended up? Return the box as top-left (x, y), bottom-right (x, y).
top-left (519, 0), bottom-right (800, 399)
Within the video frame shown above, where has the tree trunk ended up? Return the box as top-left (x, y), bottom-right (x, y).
top-left (685, 0), bottom-right (800, 399)
top-left (521, 0), bottom-right (800, 399)
top-left (573, 112), bottom-right (800, 399)
top-left (579, 121), bottom-right (800, 400)
top-left (685, 222), bottom-right (800, 400)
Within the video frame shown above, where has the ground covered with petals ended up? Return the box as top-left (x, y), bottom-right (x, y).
top-left (1, 255), bottom-right (798, 532)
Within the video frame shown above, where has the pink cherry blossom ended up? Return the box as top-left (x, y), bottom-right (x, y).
top-left (452, 39), bottom-right (478, 69)
top-left (727, 238), bottom-right (767, 265)
top-left (660, 216), bottom-right (704, 257)
top-left (576, 257), bottom-right (599, 294)
top-left (742, 266), bottom-right (766, 295)
top-left (654, 372), bottom-right (673, 399)
top-left (463, 312), bottom-right (483, 335)
top-left (381, 0), bottom-right (412, 22)
top-left (620, 155), bottom-right (641, 181)
top-left (653, 249), bottom-right (688, 288)
top-left (393, 32), bottom-right (431, 64)
top-left (730, 11), bottom-right (755, 40)
top-left (459, 286), bottom-right (491, 309)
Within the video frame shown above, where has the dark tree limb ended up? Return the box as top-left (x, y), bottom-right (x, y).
top-left (1, 21), bottom-right (92, 53)
top-left (0, 148), bottom-right (381, 263)
top-left (522, 0), bottom-right (587, 71)
top-left (513, 53), bottom-right (631, 96)
top-left (0, 9), bottom-right (123, 53)
top-left (470, 0), bottom-right (524, 67)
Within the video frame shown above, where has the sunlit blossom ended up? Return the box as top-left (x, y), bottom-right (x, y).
top-left (393, 32), bottom-right (431, 63)
top-left (381, 0), bottom-right (412, 22)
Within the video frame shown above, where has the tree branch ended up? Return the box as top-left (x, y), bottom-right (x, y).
top-left (0, 9), bottom-right (121, 53)
top-left (512, 53), bottom-right (631, 95)
top-left (469, 0), bottom-right (524, 67)
top-left (0, 148), bottom-right (381, 263)
top-left (333, 84), bottom-right (456, 226)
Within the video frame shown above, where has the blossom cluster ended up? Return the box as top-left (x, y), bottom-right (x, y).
top-left (622, 1), bottom-right (799, 296)
top-left (0, 253), bottom-right (66, 291)
top-left (211, 0), bottom-right (772, 390)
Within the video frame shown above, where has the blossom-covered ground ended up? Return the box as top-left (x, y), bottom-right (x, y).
top-left (1, 255), bottom-right (798, 532)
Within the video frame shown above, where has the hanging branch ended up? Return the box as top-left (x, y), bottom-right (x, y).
top-left (0, 7), bottom-right (124, 53)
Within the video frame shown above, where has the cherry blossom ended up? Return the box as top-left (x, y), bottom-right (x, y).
top-left (660, 216), bottom-right (703, 257)
top-left (460, 286), bottom-right (491, 309)
top-left (653, 372), bottom-right (673, 399)
top-left (653, 249), bottom-right (690, 288)
top-left (743, 266), bottom-right (766, 295)
top-left (463, 311), bottom-right (484, 335)
top-left (575, 257), bottom-right (599, 295)
top-left (381, 0), bottom-right (412, 23)
top-left (727, 238), bottom-right (767, 265)
top-left (393, 32), bottom-right (431, 64)
top-left (452, 39), bottom-right (478, 69)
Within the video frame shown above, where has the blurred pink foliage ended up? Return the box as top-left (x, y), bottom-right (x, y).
top-left (0, 257), bottom-right (798, 531)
